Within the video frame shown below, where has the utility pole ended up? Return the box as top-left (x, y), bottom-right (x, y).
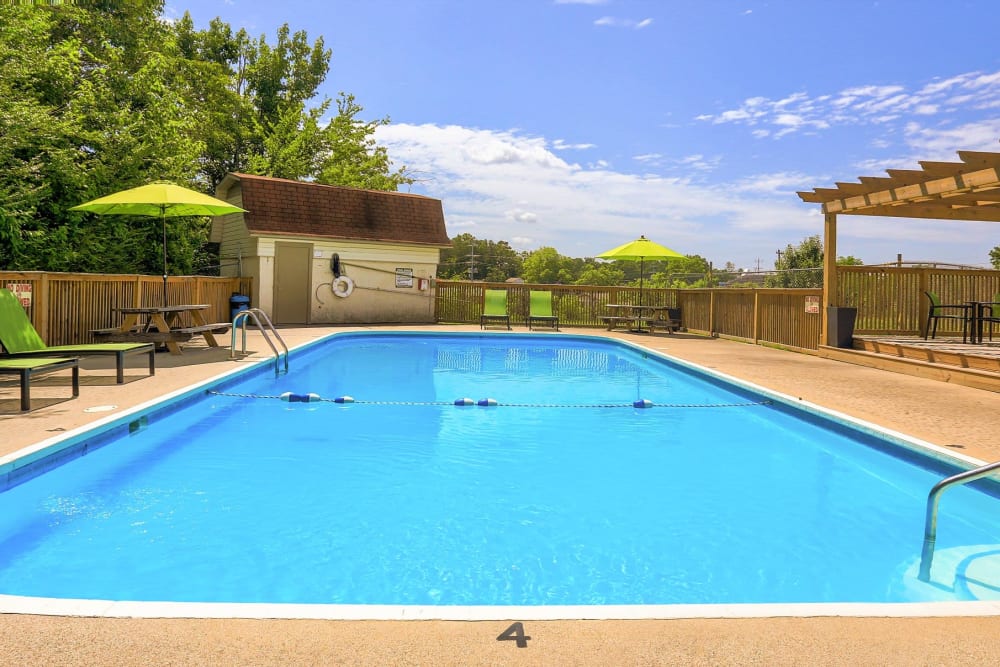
top-left (466, 247), bottom-right (479, 280)
top-left (776, 249), bottom-right (784, 266)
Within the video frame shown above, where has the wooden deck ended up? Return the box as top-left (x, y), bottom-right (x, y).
top-left (816, 335), bottom-right (1000, 392)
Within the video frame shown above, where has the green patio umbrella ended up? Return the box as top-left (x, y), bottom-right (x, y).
top-left (70, 182), bottom-right (246, 306)
top-left (597, 235), bottom-right (683, 306)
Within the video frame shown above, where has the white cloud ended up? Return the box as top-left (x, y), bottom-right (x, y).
top-left (695, 68), bottom-right (1000, 141)
top-left (506, 208), bottom-right (539, 223)
top-left (376, 122), bottom-right (815, 266)
top-left (733, 172), bottom-right (816, 194)
top-left (901, 118), bottom-right (1000, 160)
top-left (594, 16), bottom-right (653, 29)
top-left (552, 139), bottom-right (596, 151)
top-left (376, 119), bottom-right (1000, 268)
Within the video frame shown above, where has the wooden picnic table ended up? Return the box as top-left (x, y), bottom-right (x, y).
top-left (93, 304), bottom-right (231, 355)
top-left (600, 304), bottom-right (678, 334)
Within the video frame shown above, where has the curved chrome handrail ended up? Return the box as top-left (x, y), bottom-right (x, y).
top-left (229, 308), bottom-right (289, 375)
top-left (918, 459), bottom-right (1000, 581)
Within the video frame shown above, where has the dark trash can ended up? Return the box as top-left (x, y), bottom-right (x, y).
top-left (229, 293), bottom-right (250, 326)
top-left (826, 306), bottom-right (857, 348)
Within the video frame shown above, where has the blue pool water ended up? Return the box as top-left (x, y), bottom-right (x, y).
top-left (1, 332), bottom-right (999, 607)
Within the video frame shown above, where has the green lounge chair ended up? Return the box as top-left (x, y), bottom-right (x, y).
top-left (0, 357), bottom-right (79, 411)
top-left (480, 289), bottom-right (511, 330)
top-left (0, 288), bottom-right (154, 384)
top-left (527, 290), bottom-right (559, 330)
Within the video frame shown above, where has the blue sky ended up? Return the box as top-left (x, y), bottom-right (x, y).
top-left (171, 0), bottom-right (1000, 271)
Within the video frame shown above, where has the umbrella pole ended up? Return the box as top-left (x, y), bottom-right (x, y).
top-left (639, 257), bottom-right (644, 307)
top-left (161, 210), bottom-right (168, 307)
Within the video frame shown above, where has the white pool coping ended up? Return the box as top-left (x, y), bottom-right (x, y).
top-left (3, 595), bottom-right (1000, 619)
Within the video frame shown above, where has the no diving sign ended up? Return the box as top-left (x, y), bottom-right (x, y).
top-left (6, 283), bottom-right (31, 307)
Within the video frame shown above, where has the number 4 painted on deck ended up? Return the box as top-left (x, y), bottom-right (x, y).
top-left (497, 621), bottom-right (530, 648)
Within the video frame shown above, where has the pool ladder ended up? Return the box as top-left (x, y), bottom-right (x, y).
top-left (918, 459), bottom-right (1000, 581)
top-left (229, 308), bottom-right (289, 376)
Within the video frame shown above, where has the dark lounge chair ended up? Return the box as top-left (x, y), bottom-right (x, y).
top-left (0, 357), bottom-right (79, 411)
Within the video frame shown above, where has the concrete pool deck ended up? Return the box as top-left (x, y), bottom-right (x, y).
top-left (3, 325), bottom-right (1000, 665)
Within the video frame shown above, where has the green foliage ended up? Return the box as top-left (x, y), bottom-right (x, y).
top-left (647, 255), bottom-right (712, 288)
top-left (438, 233), bottom-right (524, 281)
top-left (575, 263), bottom-right (625, 286)
top-left (0, 1), bottom-right (202, 272)
top-left (991, 246), bottom-right (1000, 270)
top-left (522, 247), bottom-right (571, 284)
top-left (0, 4), bottom-right (414, 274)
top-left (763, 235), bottom-right (864, 288)
top-left (317, 94), bottom-right (412, 190)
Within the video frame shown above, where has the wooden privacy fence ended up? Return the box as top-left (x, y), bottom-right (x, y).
top-left (434, 280), bottom-right (824, 350)
top-left (837, 266), bottom-right (1000, 336)
top-left (0, 272), bottom-right (252, 347)
top-left (3, 267), bottom-right (993, 351)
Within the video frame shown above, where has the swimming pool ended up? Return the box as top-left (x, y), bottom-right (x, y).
top-left (2, 332), bottom-right (1000, 618)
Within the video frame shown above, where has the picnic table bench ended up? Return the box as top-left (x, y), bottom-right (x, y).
top-left (600, 315), bottom-right (636, 330)
top-left (92, 304), bottom-right (230, 355)
top-left (602, 305), bottom-right (681, 333)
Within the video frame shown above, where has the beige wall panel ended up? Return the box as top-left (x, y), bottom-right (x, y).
top-left (307, 243), bottom-right (440, 324)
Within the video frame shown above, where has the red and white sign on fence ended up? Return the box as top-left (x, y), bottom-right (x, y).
top-left (5, 282), bottom-right (32, 307)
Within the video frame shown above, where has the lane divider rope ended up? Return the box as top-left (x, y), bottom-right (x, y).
top-left (206, 390), bottom-right (772, 409)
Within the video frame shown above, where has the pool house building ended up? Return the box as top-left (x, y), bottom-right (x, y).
top-left (212, 173), bottom-right (451, 325)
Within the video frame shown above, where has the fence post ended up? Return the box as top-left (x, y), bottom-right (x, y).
top-left (709, 290), bottom-right (716, 335)
top-left (752, 289), bottom-right (760, 344)
top-left (37, 273), bottom-right (50, 344)
top-left (917, 268), bottom-right (931, 337)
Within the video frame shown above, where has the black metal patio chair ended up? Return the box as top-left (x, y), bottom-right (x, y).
top-left (924, 290), bottom-right (972, 343)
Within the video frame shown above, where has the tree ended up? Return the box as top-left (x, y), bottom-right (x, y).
top-left (648, 255), bottom-right (712, 288)
top-left (0, 1), bottom-right (205, 273)
top-left (317, 93), bottom-right (412, 190)
top-left (522, 247), bottom-right (574, 284)
top-left (437, 234), bottom-right (523, 281)
top-left (764, 235), bottom-right (863, 288)
top-left (575, 263), bottom-right (625, 286)
top-left (0, 5), bottom-right (415, 275)
top-left (175, 18), bottom-right (410, 192)
top-left (989, 247), bottom-right (1000, 270)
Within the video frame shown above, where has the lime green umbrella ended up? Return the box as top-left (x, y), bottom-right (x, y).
top-left (70, 182), bottom-right (246, 306)
top-left (597, 235), bottom-right (683, 306)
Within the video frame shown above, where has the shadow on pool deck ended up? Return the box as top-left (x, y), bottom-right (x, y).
top-left (4, 324), bottom-right (1000, 665)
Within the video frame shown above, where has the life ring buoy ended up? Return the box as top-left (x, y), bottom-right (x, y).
top-left (332, 275), bottom-right (354, 298)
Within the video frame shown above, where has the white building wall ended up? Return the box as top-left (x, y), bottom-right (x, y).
top-left (309, 241), bottom-right (439, 324)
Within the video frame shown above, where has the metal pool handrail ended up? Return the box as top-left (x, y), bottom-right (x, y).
top-left (229, 308), bottom-right (289, 376)
top-left (918, 459), bottom-right (1000, 581)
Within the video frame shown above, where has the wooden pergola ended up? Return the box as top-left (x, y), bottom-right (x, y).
top-left (797, 150), bottom-right (1000, 345)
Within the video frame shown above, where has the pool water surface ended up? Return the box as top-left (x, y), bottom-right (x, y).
top-left (1, 332), bottom-right (999, 607)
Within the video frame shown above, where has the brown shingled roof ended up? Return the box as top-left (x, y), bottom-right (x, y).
top-left (222, 173), bottom-right (451, 246)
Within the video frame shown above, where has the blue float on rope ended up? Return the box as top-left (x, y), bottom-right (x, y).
top-left (477, 398), bottom-right (498, 407)
top-left (633, 399), bottom-right (654, 409)
top-left (334, 395), bottom-right (355, 404)
top-left (280, 392), bottom-right (321, 403)
top-left (454, 397), bottom-right (475, 406)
